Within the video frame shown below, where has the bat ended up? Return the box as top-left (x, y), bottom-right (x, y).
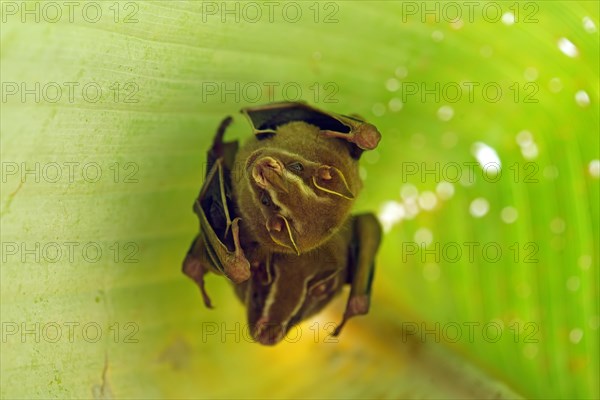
top-left (183, 101), bottom-right (382, 344)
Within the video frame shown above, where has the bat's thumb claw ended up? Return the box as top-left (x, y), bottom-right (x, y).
top-left (225, 255), bottom-right (251, 283)
top-left (356, 125), bottom-right (381, 150)
top-left (226, 217), bottom-right (251, 283)
top-left (227, 264), bottom-right (251, 283)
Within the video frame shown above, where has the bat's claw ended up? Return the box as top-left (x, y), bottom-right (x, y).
top-left (200, 288), bottom-right (214, 309)
top-left (182, 255), bottom-right (214, 309)
top-left (332, 295), bottom-right (370, 337)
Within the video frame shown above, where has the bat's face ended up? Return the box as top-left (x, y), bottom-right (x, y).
top-left (236, 252), bottom-right (346, 345)
top-left (241, 145), bottom-right (356, 254)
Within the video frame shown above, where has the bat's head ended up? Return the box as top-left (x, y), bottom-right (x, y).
top-left (240, 137), bottom-right (358, 254)
top-left (239, 251), bottom-right (346, 346)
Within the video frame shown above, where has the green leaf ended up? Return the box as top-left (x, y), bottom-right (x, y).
top-left (1, 1), bottom-right (598, 399)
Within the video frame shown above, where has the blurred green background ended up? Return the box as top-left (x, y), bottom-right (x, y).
top-left (1, 1), bottom-right (598, 399)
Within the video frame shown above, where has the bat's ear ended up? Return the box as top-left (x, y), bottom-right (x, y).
top-left (266, 215), bottom-right (300, 255)
top-left (313, 166), bottom-right (355, 200)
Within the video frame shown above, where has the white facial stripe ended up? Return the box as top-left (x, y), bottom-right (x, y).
top-left (261, 260), bottom-right (279, 321)
top-left (285, 171), bottom-right (319, 200)
top-left (280, 274), bottom-right (312, 331)
top-left (261, 262), bottom-right (314, 332)
top-left (268, 190), bottom-right (305, 242)
top-left (252, 148), bottom-right (320, 200)
top-left (269, 190), bottom-right (292, 220)
top-left (267, 172), bottom-right (332, 234)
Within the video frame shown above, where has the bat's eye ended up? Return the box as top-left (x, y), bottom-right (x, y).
top-left (308, 270), bottom-right (339, 298)
top-left (310, 283), bottom-right (328, 296)
top-left (260, 192), bottom-right (272, 206)
top-left (287, 162), bottom-right (304, 174)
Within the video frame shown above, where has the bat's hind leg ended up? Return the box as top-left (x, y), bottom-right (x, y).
top-left (182, 234), bottom-right (215, 308)
top-left (333, 213), bottom-right (382, 336)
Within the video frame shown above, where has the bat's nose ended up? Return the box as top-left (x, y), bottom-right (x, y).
top-left (253, 317), bottom-right (285, 345)
top-left (252, 157), bottom-right (288, 193)
top-left (258, 156), bottom-right (282, 171)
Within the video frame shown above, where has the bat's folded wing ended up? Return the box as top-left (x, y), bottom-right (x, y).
top-left (193, 125), bottom-right (250, 283)
top-left (241, 101), bottom-right (380, 152)
top-left (240, 101), bottom-right (347, 134)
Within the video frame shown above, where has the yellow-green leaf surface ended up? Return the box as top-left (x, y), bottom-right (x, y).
top-left (1, 1), bottom-right (598, 399)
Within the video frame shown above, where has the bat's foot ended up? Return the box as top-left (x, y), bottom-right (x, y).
top-left (347, 294), bottom-right (370, 316)
top-left (332, 294), bottom-right (370, 337)
top-left (182, 255), bottom-right (214, 309)
top-left (224, 218), bottom-right (251, 283)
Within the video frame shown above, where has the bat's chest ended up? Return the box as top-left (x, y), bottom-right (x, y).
top-left (232, 233), bottom-right (350, 341)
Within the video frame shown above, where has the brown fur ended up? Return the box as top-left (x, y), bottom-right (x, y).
top-left (233, 121), bottom-right (362, 254)
top-left (237, 218), bottom-right (354, 345)
top-left (184, 115), bottom-right (381, 346)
